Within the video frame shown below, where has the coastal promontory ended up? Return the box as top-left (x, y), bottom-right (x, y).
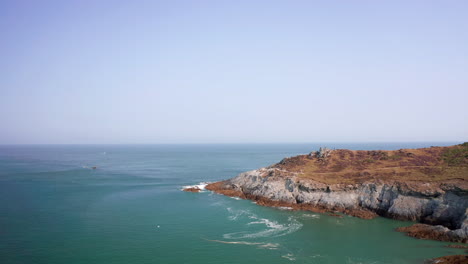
top-left (206, 143), bottom-right (468, 243)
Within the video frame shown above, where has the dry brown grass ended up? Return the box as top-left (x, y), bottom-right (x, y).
top-left (271, 144), bottom-right (468, 184)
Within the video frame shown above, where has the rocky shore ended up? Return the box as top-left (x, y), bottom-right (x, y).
top-left (206, 144), bottom-right (468, 243)
top-left (424, 255), bottom-right (468, 264)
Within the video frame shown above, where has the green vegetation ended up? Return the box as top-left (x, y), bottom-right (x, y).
top-left (388, 155), bottom-right (403, 160)
top-left (442, 142), bottom-right (468, 166)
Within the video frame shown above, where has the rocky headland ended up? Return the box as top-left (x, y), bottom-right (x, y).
top-left (206, 143), bottom-right (468, 243)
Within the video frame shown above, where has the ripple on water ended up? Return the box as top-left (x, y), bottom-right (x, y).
top-left (204, 239), bottom-right (280, 250)
top-left (302, 213), bottom-right (320, 219)
top-left (223, 207), bottom-right (303, 239)
top-left (282, 253), bottom-right (296, 261)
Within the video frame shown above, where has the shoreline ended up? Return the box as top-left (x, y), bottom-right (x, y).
top-left (205, 178), bottom-right (467, 243)
top-left (201, 144), bottom-right (468, 244)
top-left (205, 181), bottom-right (378, 219)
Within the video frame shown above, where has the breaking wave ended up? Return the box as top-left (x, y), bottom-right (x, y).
top-left (181, 182), bottom-right (209, 192)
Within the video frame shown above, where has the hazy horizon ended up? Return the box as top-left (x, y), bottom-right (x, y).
top-left (0, 141), bottom-right (463, 146)
top-left (1, 1), bottom-right (467, 144)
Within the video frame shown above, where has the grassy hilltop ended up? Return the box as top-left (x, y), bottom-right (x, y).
top-left (270, 143), bottom-right (468, 185)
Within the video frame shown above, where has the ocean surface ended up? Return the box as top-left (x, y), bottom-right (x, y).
top-left (0, 143), bottom-right (465, 264)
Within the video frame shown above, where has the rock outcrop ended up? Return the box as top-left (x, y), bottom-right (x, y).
top-left (424, 255), bottom-right (468, 264)
top-left (183, 187), bottom-right (201, 193)
top-left (206, 144), bottom-right (468, 243)
top-left (397, 224), bottom-right (467, 243)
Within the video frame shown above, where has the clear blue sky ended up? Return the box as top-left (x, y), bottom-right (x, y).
top-left (1, 0), bottom-right (467, 144)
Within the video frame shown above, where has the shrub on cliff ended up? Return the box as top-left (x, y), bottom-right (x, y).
top-left (442, 143), bottom-right (468, 166)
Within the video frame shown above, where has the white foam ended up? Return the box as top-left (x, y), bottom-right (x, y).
top-left (181, 182), bottom-right (209, 192)
top-left (276, 206), bottom-right (293, 210)
top-left (230, 197), bottom-right (241, 200)
top-left (258, 243), bottom-right (280, 250)
top-left (224, 216), bottom-right (302, 239)
top-left (223, 207), bottom-right (302, 239)
top-left (302, 213), bottom-right (320, 219)
top-left (247, 217), bottom-right (283, 229)
top-left (227, 208), bottom-right (250, 221)
top-left (282, 253), bottom-right (296, 261)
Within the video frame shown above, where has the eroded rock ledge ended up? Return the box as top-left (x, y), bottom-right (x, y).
top-left (206, 144), bottom-right (468, 243)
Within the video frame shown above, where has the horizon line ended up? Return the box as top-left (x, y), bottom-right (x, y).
top-left (0, 141), bottom-right (464, 146)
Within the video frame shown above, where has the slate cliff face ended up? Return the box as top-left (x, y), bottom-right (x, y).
top-left (206, 145), bottom-right (468, 243)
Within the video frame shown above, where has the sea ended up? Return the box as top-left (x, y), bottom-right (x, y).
top-left (0, 143), bottom-right (465, 264)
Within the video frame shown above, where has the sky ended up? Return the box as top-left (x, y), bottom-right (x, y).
top-left (1, 0), bottom-right (467, 144)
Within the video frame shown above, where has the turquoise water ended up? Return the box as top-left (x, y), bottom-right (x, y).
top-left (0, 143), bottom-right (465, 264)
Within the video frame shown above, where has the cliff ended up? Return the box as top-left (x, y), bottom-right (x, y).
top-left (206, 143), bottom-right (468, 243)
